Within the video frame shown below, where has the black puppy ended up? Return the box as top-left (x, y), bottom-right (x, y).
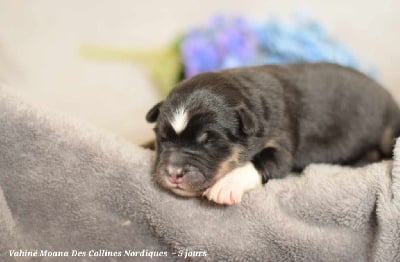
top-left (146, 63), bottom-right (400, 205)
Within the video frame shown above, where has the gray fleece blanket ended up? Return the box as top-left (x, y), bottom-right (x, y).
top-left (0, 87), bottom-right (399, 262)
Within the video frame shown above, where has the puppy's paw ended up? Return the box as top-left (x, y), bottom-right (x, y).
top-left (202, 178), bottom-right (244, 205)
top-left (203, 162), bottom-right (262, 205)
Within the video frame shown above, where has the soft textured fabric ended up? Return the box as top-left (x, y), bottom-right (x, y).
top-left (0, 87), bottom-right (399, 262)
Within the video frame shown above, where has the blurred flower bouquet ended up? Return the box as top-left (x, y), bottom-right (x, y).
top-left (81, 15), bottom-right (373, 96)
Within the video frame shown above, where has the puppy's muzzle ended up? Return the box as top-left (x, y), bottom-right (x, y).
top-left (156, 151), bottom-right (207, 196)
top-left (164, 165), bottom-right (187, 184)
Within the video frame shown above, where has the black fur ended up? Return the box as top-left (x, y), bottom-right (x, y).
top-left (146, 63), bottom-right (400, 196)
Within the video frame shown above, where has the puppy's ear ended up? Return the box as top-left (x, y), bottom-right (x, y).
top-left (146, 101), bottom-right (163, 123)
top-left (236, 105), bottom-right (258, 136)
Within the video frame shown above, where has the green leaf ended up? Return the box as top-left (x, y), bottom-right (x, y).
top-left (79, 38), bottom-right (183, 97)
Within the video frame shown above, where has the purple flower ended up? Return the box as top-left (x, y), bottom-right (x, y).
top-left (180, 15), bottom-right (373, 78)
top-left (181, 16), bottom-right (258, 77)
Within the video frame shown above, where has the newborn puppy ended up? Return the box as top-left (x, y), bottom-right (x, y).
top-left (146, 63), bottom-right (400, 205)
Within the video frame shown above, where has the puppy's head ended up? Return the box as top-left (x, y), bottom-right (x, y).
top-left (146, 73), bottom-right (259, 197)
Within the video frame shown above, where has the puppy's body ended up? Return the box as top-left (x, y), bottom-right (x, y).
top-left (146, 63), bottom-right (400, 204)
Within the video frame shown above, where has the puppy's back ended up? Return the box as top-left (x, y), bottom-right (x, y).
top-left (286, 63), bottom-right (400, 166)
top-left (226, 63), bottom-right (400, 166)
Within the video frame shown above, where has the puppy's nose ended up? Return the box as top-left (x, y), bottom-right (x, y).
top-left (166, 166), bottom-right (185, 184)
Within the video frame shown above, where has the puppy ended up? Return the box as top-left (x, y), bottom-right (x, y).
top-left (146, 63), bottom-right (400, 205)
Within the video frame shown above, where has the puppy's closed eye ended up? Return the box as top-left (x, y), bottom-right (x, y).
top-left (196, 131), bottom-right (218, 144)
top-left (154, 125), bottom-right (178, 142)
top-left (152, 127), bottom-right (165, 141)
top-left (196, 132), bottom-right (209, 144)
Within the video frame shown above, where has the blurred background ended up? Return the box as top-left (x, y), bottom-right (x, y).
top-left (0, 0), bottom-right (399, 144)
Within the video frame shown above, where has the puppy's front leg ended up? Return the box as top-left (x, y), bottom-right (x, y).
top-left (204, 141), bottom-right (293, 205)
top-left (252, 144), bottom-right (293, 182)
top-left (203, 162), bottom-right (262, 205)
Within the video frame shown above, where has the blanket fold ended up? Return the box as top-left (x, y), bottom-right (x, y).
top-left (0, 87), bottom-right (399, 261)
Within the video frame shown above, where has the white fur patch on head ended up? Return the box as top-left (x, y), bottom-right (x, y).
top-left (170, 106), bottom-right (189, 134)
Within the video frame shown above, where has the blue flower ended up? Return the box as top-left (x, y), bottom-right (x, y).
top-left (180, 15), bottom-right (374, 78)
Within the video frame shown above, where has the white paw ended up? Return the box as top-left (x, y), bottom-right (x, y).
top-left (203, 162), bottom-right (262, 205)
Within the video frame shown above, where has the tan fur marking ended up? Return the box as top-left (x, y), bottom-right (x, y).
top-left (264, 138), bottom-right (279, 149)
top-left (364, 150), bottom-right (381, 162)
top-left (209, 136), bottom-right (279, 188)
top-left (380, 127), bottom-right (394, 155)
top-left (211, 146), bottom-right (243, 184)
